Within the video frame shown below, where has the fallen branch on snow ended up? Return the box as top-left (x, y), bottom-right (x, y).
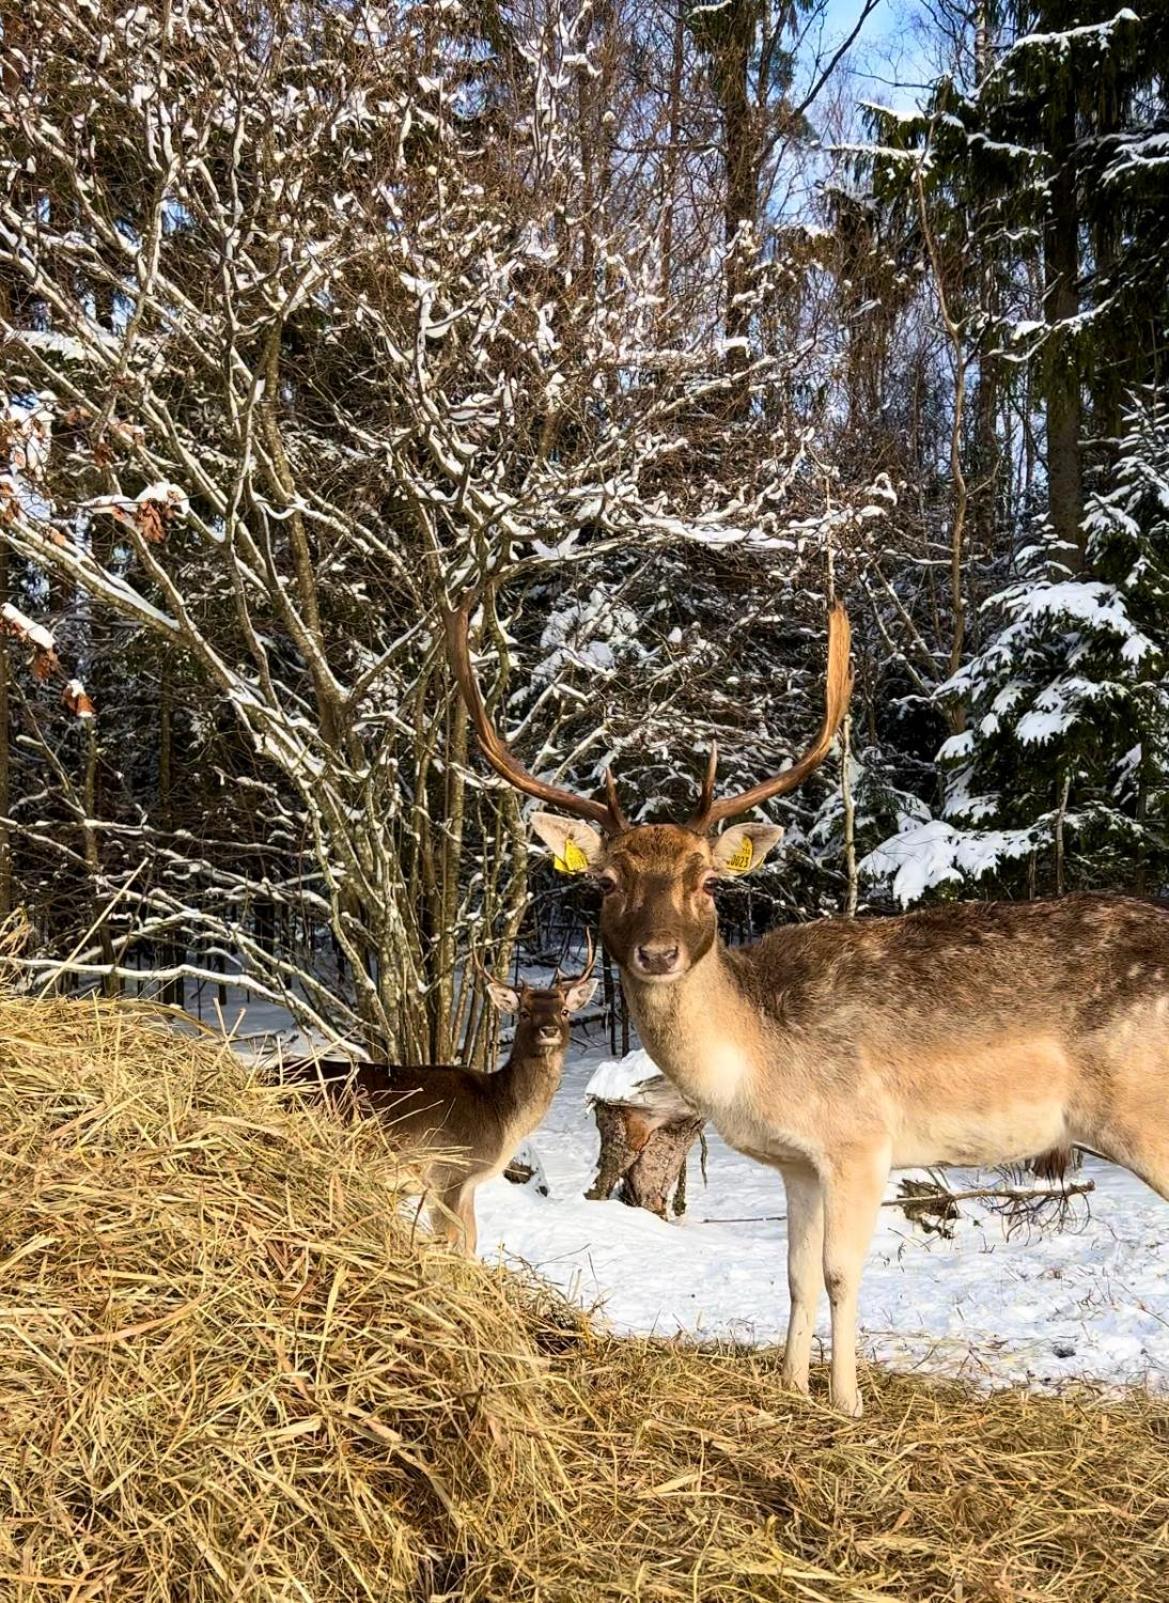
top-left (697, 1177), bottom-right (1095, 1227)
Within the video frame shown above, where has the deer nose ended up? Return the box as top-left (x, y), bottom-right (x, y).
top-left (539, 1025), bottom-right (561, 1044)
top-left (635, 942), bottom-right (680, 976)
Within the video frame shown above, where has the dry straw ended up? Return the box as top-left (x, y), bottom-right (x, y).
top-left (1, 990), bottom-right (1167, 1601)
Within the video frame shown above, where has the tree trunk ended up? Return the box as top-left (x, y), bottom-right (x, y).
top-left (574, 0), bottom-right (616, 296)
top-left (714, 0), bottom-right (758, 418)
top-left (82, 721), bottom-right (120, 996)
top-left (968, 0), bottom-right (999, 648)
top-left (158, 668), bottom-right (185, 1009)
top-left (602, 946), bottom-right (618, 1055)
top-left (0, 540), bottom-right (11, 923)
top-left (1043, 98), bottom-right (1083, 565)
top-left (658, 0), bottom-right (686, 325)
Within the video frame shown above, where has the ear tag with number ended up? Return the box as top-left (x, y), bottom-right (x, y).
top-left (724, 837), bottom-right (754, 875)
top-left (553, 838), bottom-right (590, 875)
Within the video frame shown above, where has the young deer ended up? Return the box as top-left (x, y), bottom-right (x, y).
top-left (446, 597), bottom-right (1169, 1414)
top-left (282, 943), bottom-right (597, 1254)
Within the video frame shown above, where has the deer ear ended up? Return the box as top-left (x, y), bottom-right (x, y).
top-left (711, 822), bottom-right (785, 876)
top-left (562, 975), bottom-right (599, 1014)
top-left (530, 813), bottom-right (605, 874)
top-left (485, 980), bottom-right (521, 1013)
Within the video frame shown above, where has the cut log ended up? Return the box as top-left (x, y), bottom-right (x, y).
top-left (585, 1072), bottom-right (705, 1219)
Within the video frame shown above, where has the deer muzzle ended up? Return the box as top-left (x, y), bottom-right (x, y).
top-left (632, 941), bottom-right (681, 979)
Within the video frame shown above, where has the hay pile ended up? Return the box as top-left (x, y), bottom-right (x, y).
top-left (1, 994), bottom-right (1167, 1602)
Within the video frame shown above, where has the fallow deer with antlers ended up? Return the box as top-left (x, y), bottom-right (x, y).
top-left (445, 596), bottom-right (1169, 1414)
top-left (283, 942), bottom-right (597, 1254)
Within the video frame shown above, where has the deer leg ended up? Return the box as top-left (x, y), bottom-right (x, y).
top-left (779, 1162), bottom-right (824, 1396)
top-left (427, 1193), bottom-right (460, 1251)
top-left (430, 1176), bottom-right (475, 1255)
top-left (457, 1184), bottom-right (479, 1256)
top-left (1098, 1134), bottom-right (1169, 1202)
top-left (1082, 1086), bottom-right (1169, 1201)
top-left (820, 1147), bottom-right (890, 1418)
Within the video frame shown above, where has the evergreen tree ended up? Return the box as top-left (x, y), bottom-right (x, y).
top-left (864, 390), bottom-right (1169, 904)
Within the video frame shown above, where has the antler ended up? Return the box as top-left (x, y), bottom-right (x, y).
top-left (442, 593), bottom-right (628, 832)
top-left (687, 603), bottom-right (852, 831)
top-left (469, 942), bottom-right (525, 1000)
top-left (556, 929), bottom-right (595, 988)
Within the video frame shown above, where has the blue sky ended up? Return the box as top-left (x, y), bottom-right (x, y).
top-left (823, 0), bottom-right (890, 35)
top-left (811, 0), bottom-right (930, 114)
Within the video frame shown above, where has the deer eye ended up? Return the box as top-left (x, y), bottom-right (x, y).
top-left (520, 1008), bottom-right (532, 1019)
top-left (701, 873), bottom-right (718, 897)
top-left (597, 872), bottom-right (619, 896)
top-left (561, 1008), bottom-right (569, 1018)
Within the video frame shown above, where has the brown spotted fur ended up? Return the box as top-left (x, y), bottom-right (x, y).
top-left (532, 816), bottom-right (1169, 1415)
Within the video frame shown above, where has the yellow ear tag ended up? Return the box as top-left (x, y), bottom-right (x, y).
top-left (724, 837), bottom-right (754, 875)
top-left (553, 838), bottom-right (590, 875)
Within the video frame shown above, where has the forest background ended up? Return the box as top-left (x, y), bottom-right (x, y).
top-left (0, 0), bottom-right (1165, 1061)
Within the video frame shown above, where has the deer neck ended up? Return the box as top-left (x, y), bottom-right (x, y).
top-left (620, 942), bottom-right (764, 1116)
top-left (491, 1039), bottom-right (563, 1133)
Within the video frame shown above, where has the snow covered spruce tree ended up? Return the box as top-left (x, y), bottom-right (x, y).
top-left (857, 0), bottom-right (1169, 907)
top-left (864, 390), bottom-right (1169, 906)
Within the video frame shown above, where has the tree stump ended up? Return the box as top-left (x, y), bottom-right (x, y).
top-left (585, 1074), bottom-right (705, 1218)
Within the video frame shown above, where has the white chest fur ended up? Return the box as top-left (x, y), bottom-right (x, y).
top-left (676, 1037), bottom-right (753, 1111)
top-left (626, 961), bottom-right (816, 1166)
top-left (637, 1026), bottom-right (797, 1157)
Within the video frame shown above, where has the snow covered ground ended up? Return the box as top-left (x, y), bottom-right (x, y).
top-left (474, 1024), bottom-right (1169, 1396)
top-left (214, 985), bottom-right (1169, 1396)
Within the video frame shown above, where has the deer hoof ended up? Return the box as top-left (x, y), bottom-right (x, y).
top-left (833, 1389), bottom-right (864, 1419)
